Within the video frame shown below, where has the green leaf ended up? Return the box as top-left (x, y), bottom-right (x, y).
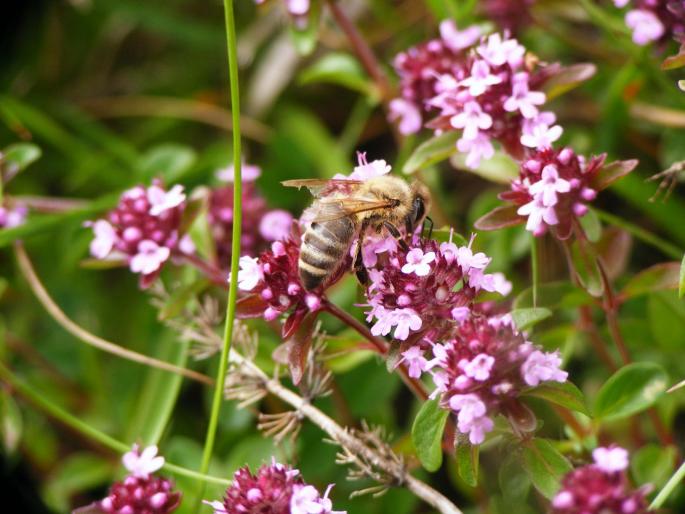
top-left (679, 254), bottom-right (685, 298)
top-left (522, 439), bottom-right (572, 499)
top-left (621, 262), bottom-right (681, 300)
top-left (3, 142), bottom-right (42, 173)
top-left (299, 53), bottom-right (378, 99)
top-left (0, 389), bottom-right (22, 454)
top-left (42, 453), bottom-right (113, 512)
top-left (579, 208), bottom-right (601, 242)
top-left (158, 279), bottom-right (209, 321)
top-left (403, 132), bottom-right (459, 174)
top-left (662, 45), bottom-right (685, 70)
top-left (138, 143), bottom-right (197, 182)
top-left (590, 159), bottom-right (638, 192)
top-left (543, 63), bottom-right (596, 100)
top-left (522, 381), bottom-right (589, 416)
top-left (456, 437), bottom-right (479, 487)
top-left (594, 362), bottom-right (668, 421)
top-left (450, 150), bottom-right (519, 184)
top-left (514, 281), bottom-right (592, 310)
top-left (631, 444), bottom-right (676, 490)
top-left (510, 308), bottom-right (552, 331)
top-left (648, 292), bottom-right (685, 351)
top-left (499, 453), bottom-right (531, 501)
top-left (411, 399), bottom-right (448, 472)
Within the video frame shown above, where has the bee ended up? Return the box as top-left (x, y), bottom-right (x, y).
top-left (282, 176), bottom-right (431, 291)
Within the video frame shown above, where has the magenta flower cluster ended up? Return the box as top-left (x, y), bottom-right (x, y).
top-left (0, 202), bottom-right (27, 229)
top-left (614, 0), bottom-right (685, 46)
top-left (205, 460), bottom-right (345, 514)
top-left (391, 22), bottom-right (561, 168)
top-left (89, 445), bottom-right (180, 514)
top-left (210, 162), bottom-right (293, 267)
top-left (501, 147), bottom-right (605, 238)
top-left (552, 446), bottom-right (653, 514)
top-left (417, 312), bottom-right (567, 444)
top-left (363, 234), bottom-right (511, 344)
top-left (88, 180), bottom-right (192, 287)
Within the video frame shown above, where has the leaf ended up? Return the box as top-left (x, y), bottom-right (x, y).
top-left (299, 53), bottom-right (378, 99)
top-left (450, 150), bottom-right (519, 184)
top-left (456, 437), bottom-right (479, 487)
top-left (2, 142), bottom-right (42, 174)
top-left (499, 453), bottom-right (531, 501)
top-left (286, 311), bottom-right (317, 385)
top-left (662, 45), bottom-right (685, 70)
top-left (42, 453), bottom-right (112, 513)
top-left (590, 159), bottom-right (638, 191)
top-left (594, 226), bottom-right (632, 281)
top-left (403, 132), bottom-right (459, 175)
top-left (411, 399), bottom-right (448, 472)
top-left (679, 254), bottom-right (685, 298)
top-left (514, 281), bottom-right (592, 310)
top-left (631, 444), bottom-right (676, 490)
top-left (620, 262), bottom-right (680, 300)
top-left (522, 439), bottom-right (572, 499)
top-left (522, 381), bottom-right (589, 416)
top-left (474, 205), bottom-right (524, 231)
top-left (510, 308), bottom-right (552, 331)
top-left (543, 63), bottom-right (597, 100)
top-left (648, 292), bottom-right (685, 351)
top-left (138, 143), bottom-right (197, 182)
top-left (158, 279), bottom-right (209, 320)
top-left (0, 389), bottom-right (22, 454)
top-left (594, 362), bottom-right (668, 421)
top-left (578, 208), bottom-right (601, 243)
top-left (235, 294), bottom-right (268, 318)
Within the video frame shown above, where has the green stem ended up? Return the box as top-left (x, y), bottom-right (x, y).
top-left (0, 362), bottom-right (230, 486)
top-left (650, 458), bottom-right (685, 509)
top-left (593, 208), bottom-right (683, 260)
top-left (531, 234), bottom-right (539, 308)
top-left (196, 0), bottom-right (242, 504)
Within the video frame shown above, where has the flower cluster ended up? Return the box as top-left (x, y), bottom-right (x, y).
top-left (0, 201), bottom-right (27, 229)
top-left (88, 181), bottom-right (192, 287)
top-left (210, 162), bottom-right (293, 267)
top-left (363, 234), bottom-right (511, 344)
top-left (254, 0), bottom-right (311, 28)
top-left (391, 23), bottom-right (561, 168)
top-left (614, 1), bottom-right (685, 46)
top-left (552, 446), bottom-right (653, 513)
top-left (75, 445), bottom-right (180, 514)
top-left (205, 461), bottom-right (345, 514)
top-left (500, 147), bottom-right (605, 238)
top-left (421, 312), bottom-right (567, 444)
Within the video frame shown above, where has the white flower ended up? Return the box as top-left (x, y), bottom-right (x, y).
top-left (236, 256), bottom-right (263, 291)
top-left (216, 162), bottom-right (262, 182)
top-left (401, 248), bottom-right (436, 276)
top-left (389, 98), bottom-right (422, 135)
top-left (129, 240), bottom-right (171, 275)
top-left (89, 220), bottom-right (116, 259)
top-left (592, 446), bottom-right (629, 473)
top-left (625, 9), bottom-right (664, 45)
top-left (122, 444), bottom-right (165, 478)
top-left (148, 184), bottom-right (186, 216)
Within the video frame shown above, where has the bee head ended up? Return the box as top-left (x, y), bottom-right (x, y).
top-left (408, 180), bottom-right (431, 231)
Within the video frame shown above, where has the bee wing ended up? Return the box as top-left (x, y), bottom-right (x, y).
top-left (309, 197), bottom-right (395, 223)
top-left (281, 178), bottom-right (363, 198)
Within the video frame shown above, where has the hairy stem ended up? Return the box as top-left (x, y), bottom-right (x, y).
top-left (0, 361), bottom-right (230, 486)
top-left (196, 0), bottom-right (243, 505)
top-left (14, 242), bottom-right (213, 386)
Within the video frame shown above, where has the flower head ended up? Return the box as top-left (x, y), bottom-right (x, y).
top-left (0, 202), bottom-right (28, 229)
top-left (616, 1), bottom-right (684, 47)
top-left (122, 444), bottom-right (166, 479)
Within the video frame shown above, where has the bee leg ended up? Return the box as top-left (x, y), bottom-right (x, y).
top-left (353, 242), bottom-right (369, 286)
top-left (423, 216), bottom-right (434, 239)
top-left (383, 221), bottom-right (410, 252)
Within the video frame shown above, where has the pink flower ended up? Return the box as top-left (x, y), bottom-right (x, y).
top-left (459, 60), bottom-right (502, 96)
top-left (593, 446), bottom-right (629, 473)
top-left (370, 305), bottom-right (396, 337)
top-left (216, 161), bottom-right (262, 182)
top-left (148, 184), bottom-right (186, 216)
top-left (521, 350), bottom-right (568, 386)
top-left (528, 164), bottom-right (571, 206)
top-left (399, 346), bottom-right (430, 378)
top-left (361, 235), bottom-right (398, 267)
top-left (259, 209), bottom-right (294, 241)
top-left (457, 133), bottom-right (495, 169)
top-left (285, 0), bottom-right (310, 16)
top-left (626, 9), bottom-right (665, 45)
top-left (477, 33), bottom-right (525, 68)
top-left (122, 444), bottom-right (165, 479)
top-left (89, 220), bottom-right (117, 259)
top-left (450, 101), bottom-right (493, 140)
top-left (614, 0), bottom-right (630, 7)
top-left (393, 308), bottom-right (423, 340)
top-left (521, 115), bottom-right (563, 149)
top-left (236, 256), bottom-right (264, 291)
top-left (389, 98), bottom-right (423, 135)
top-left (0, 204), bottom-right (27, 228)
top-left (348, 152), bottom-right (392, 180)
top-left (439, 20), bottom-right (481, 51)
top-left (518, 196), bottom-right (559, 235)
top-left (504, 73), bottom-right (546, 118)
top-left (401, 248), bottom-right (436, 276)
top-left (461, 353), bottom-right (495, 381)
top-left (130, 240), bottom-right (171, 275)
top-left (456, 244), bottom-right (490, 274)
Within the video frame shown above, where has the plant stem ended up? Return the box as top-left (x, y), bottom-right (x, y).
top-left (531, 234), bottom-right (539, 307)
top-left (14, 242), bottom-right (214, 386)
top-left (650, 458), bottom-right (685, 509)
top-left (196, 0), bottom-right (242, 505)
top-left (0, 361), bottom-right (230, 486)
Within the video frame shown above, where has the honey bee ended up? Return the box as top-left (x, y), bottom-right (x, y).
top-left (282, 176), bottom-right (431, 291)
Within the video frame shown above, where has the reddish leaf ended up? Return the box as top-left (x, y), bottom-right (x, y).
top-left (282, 309), bottom-right (306, 340)
top-left (620, 262), bottom-right (681, 300)
top-left (286, 312), bottom-right (318, 385)
top-left (662, 44), bottom-right (685, 70)
top-left (595, 227), bottom-right (632, 281)
top-left (235, 294), bottom-right (268, 319)
top-left (474, 205), bottom-right (524, 231)
top-left (590, 159), bottom-right (638, 191)
top-left (543, 63), bottom-right (597, 100)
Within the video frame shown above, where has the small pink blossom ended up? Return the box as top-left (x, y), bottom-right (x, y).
top-left (348, 152), bottom-right (392, 180)
top-left (517, 196), bottom-right (559, 235)
top-left (477, 33), bottom-right (525, 68)
top-left (370, 305), bottom-right (396, 337)
top-left (460, 60), bottom-right (502, 97)
top-left (285, 0), bottom-right (310, 16)
top-left (528, 164), bottom-right (571, 206)
top-left (439, 20), bottom-right (481, 51)
top-left (122, 444), bottom-right (165, 479)
top-left (89, 220), bottom-right (116, 259)
top-left (401, 248), bottom-right (436, 276)
top-left (504, 73), bottom-right (546, 118)
top-left (259, 209), bottom-right (294, 241)
top-left (450, 101), bottom-right (493, 140)
top-left (236, 256), bottom-right (264, 291)
top-left (521, 350), bottom-right (568, 386)
top-left (393, 308), bottom-right (423, 340)
top-left (129, 240), bottom-right (171, 275)
top-left (626, 9), bottom-right (665, 45)
top-left (521, 116), bottom-right (563, 149)
top-left (148, 184), bottom-right (186, 216)
top-left (614, 0), bottom-right (630, 7)
top-left (361, 235), bottom-right (398, 267)
top-left (457, 133), bottom-right (495, 169)
top-left (456, 245), bottom-right (490, 274)
top-left (389, 98), bottom-right (423, 135)
top-left (399, 347), bottom-right (430, 378)
top-left (593, 446), bottom-right (629, 473)
top-left (216, 162), bottom-right (262, 182)
top-left (451, 306), bottom-right (471, 322)
top-left (0, 204), bottom-right (27, 228)
top-left (461, 354), bottom-right (495, 381)
top-left (203, 500), bottom-right (228, 514)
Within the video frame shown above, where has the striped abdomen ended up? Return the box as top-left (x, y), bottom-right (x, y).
top-left (299, 217), bottom-right (355, 291)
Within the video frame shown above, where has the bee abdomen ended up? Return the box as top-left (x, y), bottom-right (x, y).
top-left (299, 218), bottom-right (354, 291)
